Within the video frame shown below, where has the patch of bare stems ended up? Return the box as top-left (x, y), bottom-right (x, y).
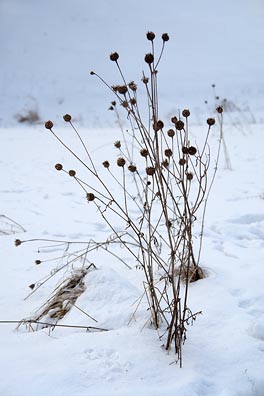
top-left (16, 32), bottom-right (223, 367)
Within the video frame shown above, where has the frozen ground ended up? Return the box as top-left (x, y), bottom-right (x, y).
top-left (1, 122), bottom-right (264, 396)
top-left (1, 1), bottom-right (264, 395)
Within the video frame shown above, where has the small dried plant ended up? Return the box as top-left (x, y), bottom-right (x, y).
top-left (16, 32), bottom-right (223, 366)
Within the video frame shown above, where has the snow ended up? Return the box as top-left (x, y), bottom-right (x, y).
top-left (1, 0), bottom-right (264, 395)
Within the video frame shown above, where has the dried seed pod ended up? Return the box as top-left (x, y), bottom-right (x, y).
top-left (117, 85), bottom-right (128, 95)
top-left (55, 163), bottom-right (63, 171)
top-left (171, 116), bottom-right (178, 124)
top-left (182, 146), bottom-right (189, 154)
top-left (29, 284), bottom-right (35, 290)
top-left (117, 157), bottom-right (126, 167)
top-left (153, 120), bottom-right (164, 131)
top-left (187, 172), bottom-right (193, 181)
top-left (162, 33), bottom-right (169, 42)
top-left (35, 260), bottom-right (41, 265)
top-left (90, 71), bottom-right (95, 75)
top-left (63, 114), bottom-right (72, 122)
top-left (130, 98), bottom-right (137, 106)
top-left (111, 101), bottom-right (116, 106)
top-left (182, 109), bottom-right (190, 118)
top-left (164, 148), bottom-right (173, 157)
top-left (188, 146), bottom-right (197, 155)
top-left (167, 129), bottom-right (175, 138)
top-left (128, 164), bottom-right (137, 173)
top-left (142, 76), bottom-right (149, 84)
top-left (146, 31), bottom-right (155, 41)
top-left (110, 52), bottom-right (119, 61)
top-left (128, 81), bottom-right (137, 91)
top-left (145, 53), bottom-right (154, 64)
top-left (179, 158), bottom-right (186, 166)
top-left (140, 148), bottom-right (148, 157)
top-left (146, 167), bottom-right (155, 176)
top-left (109, 106), bottom-right (114, 111)
top-left (121, 100), bottom-right (129, 108)
top-left (15, 239), bottom-right (22, 247)
top-left (112, 85), bottom-right (119, 92)
top-left (176, 120), bottom-right (184, 130)
top-left (86, 192), bottom-right (95, 201)
top-left (114, 141), bottom-right (121, 148)
top-left (102, 160), bottom-right (110, 168)
top-left (155, 191), bottom-right (161, 198)
top-left (216, 106), bottom-right (223, 114)
top-left (207, 118), bottom-right (215, 126)
top-left (162, 159), bottom-right (169, 167)
top-left (45, 120), bottom-right (53, 130)
top-left (68, 170), bottom-right (76, 177)
top-left (147, 181), bottom-right (151, 186)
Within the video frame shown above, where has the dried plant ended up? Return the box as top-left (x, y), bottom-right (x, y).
top-left (0, 215), bottom-right (26, 236)
top-left (16, 32), bottom-right (223, 366)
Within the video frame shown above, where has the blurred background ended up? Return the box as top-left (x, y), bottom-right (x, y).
top-left (1, 0), bottom-right (264, 127)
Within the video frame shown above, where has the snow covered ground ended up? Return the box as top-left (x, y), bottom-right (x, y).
top-left (1, 1), bottom-right (264, 395)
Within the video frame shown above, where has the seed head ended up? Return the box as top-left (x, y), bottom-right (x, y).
top-left (68, 170), bottom-right (76, 177)
top-left (110, 52), bottom-right (119, 62)
top-left (55, 163), bottom-right (63, 171)
top-left (117, 85), bottom-right (128, 95)
top-left (130, 98), bottom-right (137, 106)
top-left (142, 76), bottom-right (149, 84)
top-left (216, 106), bottom-right (223, 114)
top-left (162, 33), bottom-right (169, 42)
top-left (102, 160), bottom-right (110, 168)
top-left (128, 164), bottom-right (137, 173)
top-left (153, 120), bottom-right (164, 132)
top-left (182, 146), bottom-right (189, 154)
top-left (90, 71), bottom-right (95, 75)
top-left (176, 120), bottom-right (184, 130)
top-left (114, 140), bottom-right (121, 149)
top-left (117, 157), bottom-right (126, 167)
top-left (182, 109), bottom-right (190, 118)
top-left (179, 158), bottom-right (186, 166)
top-left (146, 167), bottom-right (155, 176)
top-left (15, 239), bottom-right (22, 247)
top-left (35, 260), bottom-right (41, 265)
top-left (29, 284), bottom-right (35, 290)
top-left (188, 146), bottom-right (197, 155)
top-left (164, 148), bottom-right (173, 157)
top-left (140, 148), bottom-right (149, 157)
top-left (86, 192), bottom-right (95, 202)
top-left (109, 106), bottom-right (114, 111)
top-left (45, 120), bottom-right (53, 130)
top-left (145, 53), bottom-right (154, 64)
top-left (167, 129), bottom-right (175, 138)
top-left (128, 81), bottom-right (137, 91)
top-left (162, 159), bottom-right (169, 167)
top-left (146, 31), bottom-right (155, 41)
top-left (147, 181), bottom-right (151, 186)
top-left (207, 118), bottom-right (215, 126)
top-left (111, 101), bottom-right (116, 106)
top-left (63, 114), bottom-right (72, 122)
top-left (171, 116), bottom-right (178, 124)
top-left (121, 100), bottom-right (129, 108)
top-left (187, 172), bottom-right (194, 181)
